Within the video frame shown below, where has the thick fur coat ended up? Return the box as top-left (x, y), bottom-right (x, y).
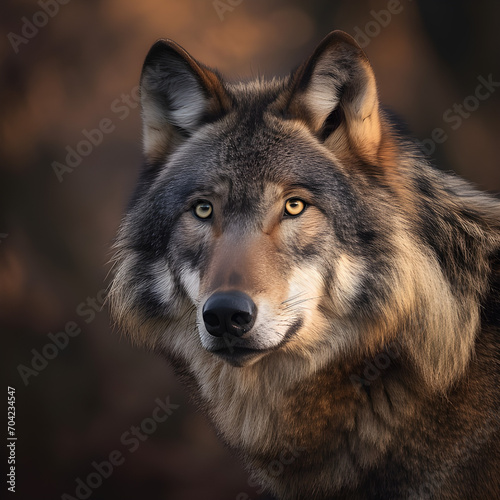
top-left (110, 31), bottom-right (500, 499)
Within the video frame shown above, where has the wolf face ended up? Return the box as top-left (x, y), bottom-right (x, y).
top-left (110, 31), bottom-right (500, 499)
top-left (111, 31), bottom-right (482, 382)
top-left (114, 34), bottom-right (392, 357)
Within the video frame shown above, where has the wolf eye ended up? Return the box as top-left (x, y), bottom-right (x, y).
top-left (284, 198), bottom-right (306, 217)
top-left (193, 201), bottom-right (213, 219)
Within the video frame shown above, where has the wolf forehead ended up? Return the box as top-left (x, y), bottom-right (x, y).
top-left (149, 91), bottom-right (348, 193)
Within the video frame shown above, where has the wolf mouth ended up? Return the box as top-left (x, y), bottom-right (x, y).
top-left (209, 346), bottom-right (266, 367)
top-left (206, 317), bottom-right (304, 366)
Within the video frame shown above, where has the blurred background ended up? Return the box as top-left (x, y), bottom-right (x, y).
top-left (1, 1), bottom-right (499, 499)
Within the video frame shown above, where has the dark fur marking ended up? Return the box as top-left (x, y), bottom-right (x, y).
top-left (319, 98), bottom-right (345, 142)
top-left (482, 250), bottom-right (500, 327)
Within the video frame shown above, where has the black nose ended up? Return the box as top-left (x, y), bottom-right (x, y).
top-left (202, 291), bottom-right (257, 337)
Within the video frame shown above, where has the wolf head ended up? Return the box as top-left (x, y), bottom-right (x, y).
top-left (110, 31), bottom-right (494, 393)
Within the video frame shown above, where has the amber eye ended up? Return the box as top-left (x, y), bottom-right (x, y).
top-left (284, 198), bottom-right (306, 217)
top-left (193, 201), bottom-right (213, 219)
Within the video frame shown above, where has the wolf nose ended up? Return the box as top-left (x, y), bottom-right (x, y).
top-left (202, 291), bottom-right (257, 337)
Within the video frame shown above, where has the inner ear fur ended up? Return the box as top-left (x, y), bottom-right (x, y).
top-left (140, 39), bottom-right (231, 162)
top-left (286, 30), bottom-right (383, 164)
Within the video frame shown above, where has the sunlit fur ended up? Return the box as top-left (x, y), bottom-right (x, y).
top-left (110, 31), bottom-right (500, 499)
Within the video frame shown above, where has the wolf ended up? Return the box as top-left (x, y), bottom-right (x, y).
top-left (110, 31), bottom-right (500, 499)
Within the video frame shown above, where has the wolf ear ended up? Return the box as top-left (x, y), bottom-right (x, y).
top-left (287, 31), bottom-right (382, 163)
top-left (140, 40), bottom-right (231, 162)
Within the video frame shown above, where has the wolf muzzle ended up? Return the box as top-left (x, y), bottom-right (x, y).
top-left (202, 290), bottom-right (257, 337)
top-left (201, 290), bottom-right (264, 366)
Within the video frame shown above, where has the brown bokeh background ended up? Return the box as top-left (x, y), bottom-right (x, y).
top-left (1, 1), bottom-right (499, 499)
